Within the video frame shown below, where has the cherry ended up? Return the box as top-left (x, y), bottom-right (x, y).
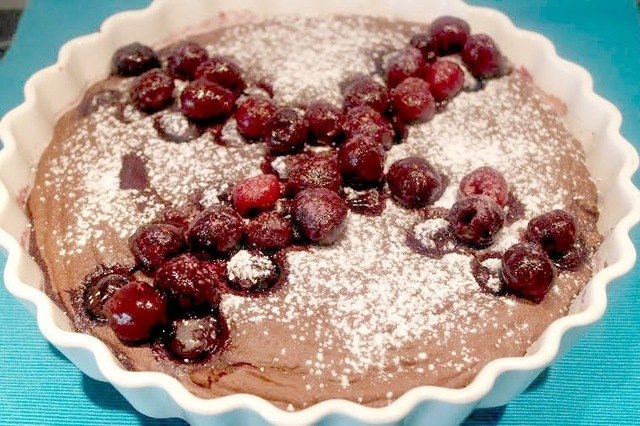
top-left (265, 107), bottom-right (308, 154)
top-left (167, 315), bottom-right (221, 361)
top-left (106, 280), bottom-right (168, 343)
top-left (155, 253), bottom-right (224, 309)
top-left (131, 69), bottom-right (174, 112)
top-left (194, 56), bottom-right (245, 93)
top-left (390, 77), bottom-right (436, 123)
top-left (154, 111), bottom-right (204, 143)
top-left (305, 102), bottom-right (343, 145)
top-left (424, 60), bottom-right (465, 102)
top-left (129, 223), bottom-right (185, 272)
top-left (246, 211), bottom-right (293, 250)
top-left (340, 106), bottom-right (394, 150)
top-left (501, 243), bottom-right (555, 303)
top-left (448, 195), bottom-right (505, 247)
top-left (235, 96), bottom-right (276, 139)
top-left (385, 47), bottom-right (426, 88)
top-left (459, 166), bottom-right (509, 207)
top-left (226, 250), bottom-right (280, 292)
top-left (428, 16), bottom-right (471, 55)
top-left (112, 42), bottom-right (159, 76)
top-left (387, 157), bottom-right (442, 208)
top-left (338, 135), bottom-right (386, 188)
top-left (288, 155), bottom-right (342, 194)
top-left (293, 188), bottom-right (348, 244)
top-left (84, 271), bottom-right (130, 321)
top-left (409, 33), bottom-right (438, 63)
top-left (461, 34), bottom-right (507, 79)
top-left (526, 209), bottom-right (577, 256)
top-left (232, 174), bottom-right (281, 217)
top-left (188, 205), bottom-right (245, 254)
top-left (343, 76), bottom-right (389, 113)
top-left (180, 78), bottom-right (236, 121)
top-left (166, 41), bottom-right (209, 80)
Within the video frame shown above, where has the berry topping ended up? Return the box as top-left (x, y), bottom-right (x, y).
top-left (106, 280), bottom-right (168, 343)
top-left (343, 76), bottom-right (389, 113)
top-left (305, 102), bottom-right (343, 145)
top-left (155, 253), bottom-right (224, 309)
top-left (501, 243), bottom-right (555, 303)
top-left (166, 41), bottom-right (209, 80)
top-left (154, 111), bottom-right (204, 143)
top-left (387, 157), bottom-right (442, 208)
top-left (235, 96), bottom-right (276, 140)
top-left (448, 195), bottom-right (505, 247)
top-left (194, 56), bottom-right (246, 93)
top-left (246, 211), bottom-right (293, 249)
top-left (390, 77), bottom-right (436, 123)
top-left (461, 34), bottom-right (507, 79)
top-left (288, 155), bottom-right (342, 194)
top-left (265, 107), bottom-right (308, 154)
top-left (84, 272), bottom-right (130, 321)
top-left (180, 79), bottom-right (236, 121)
top-left (428, 16), bottom-right (471, 55)
top-left (338, 135), bottom-right (386, 188)
top-left (409, 33), bottom-right (438, 63)
top-left (385, 47), bottom-right (426, 88)
top-left (129, 223), bottom-right (185, 272)
top-left (226, 250), bottom-right (280, 292)
top-left (526, 209), bottom-right (577, 255)
top-left (167, 315), bottom-right (222, 361)
top-left (341, 106), bottom-right (394, 150)
top-left (188, 205), bottom-right (245, 254)
top-left (232, 174), bottom-right (281, 217)
top-left (458, 166), bottom-right (509, 207)
top-left (131, 69), bottom-right (175, 112)
top-left (112, 42), bottom-right (160, 76)
top-left (293, 188), bottom-right (348, 244)
top-left (424, 60), bottom-right (465, 102)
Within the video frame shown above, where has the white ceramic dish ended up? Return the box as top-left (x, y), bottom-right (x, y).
top-left (1, 0), bottom-right (639, 425)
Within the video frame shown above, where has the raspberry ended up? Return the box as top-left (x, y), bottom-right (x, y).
top-left (461, 34), bottom-right (507, 79)
top-left (188, 205), bottom-right (245, 254)
top-left (166, 41), bottom-right (209, 80)
top-left (387, 157), bottom-right (442, 208)
top-left (338, 135), bottom-right (386, 188)
top-left (180, 78), bottom-right (236, 121)
top-left (246, 212), bottom-right (293, 250)
top-left (343, 76), bottom-right (389, 113)
top-left (428, 16), bottom-right (471, 55)
top-left (131, 69), bottom-right (174, 112)
top-left (265, 107), bottom-right (308, 154)
top-left (390, 77), bottom-right (436, 123)
top-left (235, 96), bottom-right (276, 139)
top-left (448, 195), bottom-right (505, 247)
top-left (502, 243), bottom-right (555, 303)
top-left (293, 188), bottom-right (348, 244)
top-left (424, 60), bottom-right (465, 102)
top-left (194, 56), bottom-right (246, 93)
top-left (458, 166), bottom-right (509, 207)
top-left (129, 223), bottom-right (185, 272)
top-left (232, 174), bottom-right (281, 217)
top-left (112, 42), bottom-right (159, 76)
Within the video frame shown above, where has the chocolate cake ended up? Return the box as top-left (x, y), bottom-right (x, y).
top-left (27, 15), bottom-right (601, 410)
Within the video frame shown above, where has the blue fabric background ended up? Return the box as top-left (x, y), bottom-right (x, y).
top-left (0, 1), bottom-right (638, 424)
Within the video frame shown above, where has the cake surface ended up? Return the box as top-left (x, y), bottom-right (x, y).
top-left (27, 15), bottom-right (600, 409)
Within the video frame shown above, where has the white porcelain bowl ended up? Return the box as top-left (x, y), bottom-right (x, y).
top-left (1, 0), bottom-right (639, 425)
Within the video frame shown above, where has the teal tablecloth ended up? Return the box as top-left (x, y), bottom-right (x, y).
top-left (0, 1), bottom-right (638, 424)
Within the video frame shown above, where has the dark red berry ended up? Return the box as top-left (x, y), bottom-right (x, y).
top-left (131, 69), bottom-right (174, 112)
top-left (390, 77), bottom-right (436, 123)
top-left (112, 42), bottom-right (159, 76)
top-left (387, 157), bottom-right (442, 208)
top-left (293, 188), bottom-right (348, 244)
top-left (305, 102), bottom-right (343, 145)
top-left (106, 280), bottom-right (168, 343)
top-left (194, 56), bottom-right (245, 93)
top-left (129, 223), bottom-right (185, 272)
top-left (288, 155), bottom-right (342, 194)
top-left (155, 253), bottom-right (224, 309)
top-left (265, 107), bottom-right (308, 154)
top-left (246, 211), bottom-right (293, 249)
top-left (84, 272), bottom-right (130, 321)
top-left (429, 16), bottom-right (471, 55)
top-left (180, 79), bottom-right (236, 121)
top-left (462, 34), bottom-right (507, 79)
top-left (226, 250), bottom-right (280, 292)
top-left (167, 315), bottom-right (221, 360)
top-left (341, 106), bottom-right (394, 150)
top-left (156, 202), bottom-right (202, 230)
top-left (502, 243), bottom-right (555, 303)
top-left (526, 209), bottom-right (577, 255)
top-left (232, 174), bottom-right (281, 217)
top-left (343, 76), bottom-right (389, 113)
top-left (338, 135), bottom-right (386, 188)
top-left (385, 47), bottom-right (426, 88)
top-left (424, 60), bottom-right (465, 102)
top-left (459, 166), bottom-right (509, 207)
top-left (188, 205), bottom-right (245, 254)
top-left (409, 33), bottom-right (438, 63)
top-left (167, 41), bottom-right (209, 80)
top-left (448, 195), bottom-right (505, 247)
top-left (154, 111), bottom-right (204, 143)
top-left (235, 96), bottom-right (276, 139)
